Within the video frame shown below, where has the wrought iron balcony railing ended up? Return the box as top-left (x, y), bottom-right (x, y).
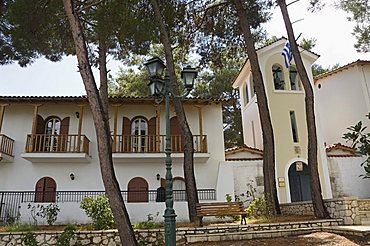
top-left (0, 134), bottom-right (14, 157)
top-left (111, 135), bottom-right (207, 153)
top-left (25, 134), bottom-right (90, 155)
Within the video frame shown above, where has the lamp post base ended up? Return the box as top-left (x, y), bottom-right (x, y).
top-left (164, 209), bottom-right (177, 246)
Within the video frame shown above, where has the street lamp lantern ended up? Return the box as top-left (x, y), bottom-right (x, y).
top-left (147, 78), bottom-right (164, 96)
top-left (144, 57), bottom-right (197, 246)
top-left (181, 65), bottom-right (197, 90)
top-left (144, 57), bottom-right (166, 78)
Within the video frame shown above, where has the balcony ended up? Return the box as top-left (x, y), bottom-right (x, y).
top-left (21, 134), bottom-right (91, 163)
top-left (111, 135), bottom-right (210, 163)
top-left (0, 134), bottom-right (15, 162)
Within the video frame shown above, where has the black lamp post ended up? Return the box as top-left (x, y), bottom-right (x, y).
top-left (144, 57), bottom-right (197, 246)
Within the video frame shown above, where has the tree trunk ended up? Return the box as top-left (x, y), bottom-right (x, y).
top-left (63, 1), bottom-right (138, 244)
top-left (277, 0), bottom-right (329, 218)
top-left (98, 40), bottom-right (109, 121)
top-left (150, 0), bottom-right (200, 223)
top-left (232, 0), bottom-right (281, 215)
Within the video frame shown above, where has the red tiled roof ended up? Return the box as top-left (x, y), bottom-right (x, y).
top-left (326, 143), bottom-right (357, 154)
top-left (314, 60), bottom-right (370, 82)
top-left (0, 95), bottom-right (227, 104)
top-left (225, 144), bottom-right (263, 155)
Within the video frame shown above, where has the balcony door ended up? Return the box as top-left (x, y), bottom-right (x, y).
top-left (44, 117), bottom-right (61, 152)
top-left (131, 117), bottom-right (148, 152)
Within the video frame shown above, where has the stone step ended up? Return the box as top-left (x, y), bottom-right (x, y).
top-left (359, 211), bottom-right (370, 225)
top-left (186, 228), bottom-right (318, 243)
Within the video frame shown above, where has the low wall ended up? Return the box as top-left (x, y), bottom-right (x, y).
top-left (0, 219), bottom-right (342, 246)
top-left (358, 199), bottom-right (370, 211)
top-left (280, 197), bottom-right (361, 225)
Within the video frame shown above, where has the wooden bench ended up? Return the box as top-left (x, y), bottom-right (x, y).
top-left (196, 202), bottom-right (247, 226)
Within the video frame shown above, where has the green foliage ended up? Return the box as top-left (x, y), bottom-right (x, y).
top-left (312, 63), bottom-right (340, 76)
top-left (237, 181), bottom-right (272, 219)
top-left (109, 68), bottom-right (149, 97)
top-left (27, 203), bottom-right (60, 226)
top-left (39, 203), bottom-right (60, 226)
top-left (23, 232), bottom-right (38, 246)
top-left (4, 223), bottom-right (37, 232)
top-left (343, 119), bottom-right (370, 179)
top-left (132, 213), bottom-right (161, 229)
top-left (56, 225), bottom-right (76, 246)
top-left (299, 37), bottom-right (317, 51)
top-left (80, 194), bottom-right (115, 230)
top-left (337, 0), bottom-right (370, 52)
top-left (193, 67), bottom-right (243, 148)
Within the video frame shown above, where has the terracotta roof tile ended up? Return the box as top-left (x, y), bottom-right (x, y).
top-left (314, 60), bottom-right (370, 82)
top-left (326, 143), bottom-right (357, 154)
top-left (225, 144), bottom-right (263, 155)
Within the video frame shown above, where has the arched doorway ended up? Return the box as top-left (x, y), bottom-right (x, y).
top-left (127, 177), bottom-right (148, 203)
top-left (34, 177), bottom-right (57, 203)
top-left (288, 162), bottom-right (312, 202)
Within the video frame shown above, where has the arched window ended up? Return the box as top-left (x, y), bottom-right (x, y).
top-left (44, 117), bottom-right (61, 152)
top-left (250, 76), bottom-right (256, 98)
top-left (127, 177), bottom-right (149, 203)
top-left (34, 177), bottom-right (56, 203)
top-left (173, 177), bottom-right (186, 201)
top-left (272, 64), bottom-right (285, 90)
top-left (131, 117), bottom-right (148, 152)
top-left (244, 82), bottom-right (249, 105)
top-left (289, 66), bottom-right (301, 90)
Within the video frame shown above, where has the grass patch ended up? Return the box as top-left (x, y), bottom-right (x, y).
top-left (2, 223), bottom-right (38, 232)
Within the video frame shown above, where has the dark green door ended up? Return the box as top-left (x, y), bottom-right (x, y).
top-left (288, 162), bottom-right (312, 202)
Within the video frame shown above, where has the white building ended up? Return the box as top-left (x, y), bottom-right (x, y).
top-left (314, 60), bottom-right (370, 146)
top-left (0, 96), bottom-right (233, 224)
top-left (231, 38), bottom-right (332, 203)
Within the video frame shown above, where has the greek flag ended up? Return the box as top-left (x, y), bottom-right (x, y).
top-left (282, 41), bottom-right (292, 68)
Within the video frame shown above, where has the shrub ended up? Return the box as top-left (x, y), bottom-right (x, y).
top-left (27, 203), bottom-right (60, 225)
top-left (23, 232), bottom-right (38, 246)
top-left (39, 203), bottom-right (60, 225)
top-left (80, 194), bottom-right (115, 230)
top-left (133, 213), bottom-right (161, 229)
top-left (56, 225), bottom-right (76, 246)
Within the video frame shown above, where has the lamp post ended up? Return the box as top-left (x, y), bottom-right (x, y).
top-left (144, 57), bottom-right (197, 246)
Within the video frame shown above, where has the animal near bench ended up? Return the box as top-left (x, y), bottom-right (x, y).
top-left (196, 202), bottom-right (247, 226)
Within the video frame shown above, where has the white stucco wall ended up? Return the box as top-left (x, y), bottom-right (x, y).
top-left (0, 99), bottom-right (230, 223)
top-left (315, 64), bottom-right (370, 145)
top-left (327, 156), bottom-right (370, 198)
top-left (229, 160), bottom-right (264, 205)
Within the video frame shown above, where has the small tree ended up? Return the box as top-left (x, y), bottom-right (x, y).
top-left (343, 118), bottom-right (370, 179)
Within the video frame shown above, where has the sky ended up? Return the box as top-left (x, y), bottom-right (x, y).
top-left (0, 0), bottom-right (368, 96)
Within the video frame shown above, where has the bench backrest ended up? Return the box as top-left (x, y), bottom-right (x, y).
top-left (196, 202), bottom-right (245, 216)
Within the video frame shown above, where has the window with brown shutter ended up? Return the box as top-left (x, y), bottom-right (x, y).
top-left (148, 117), bottom-right (156, 152)
top-left (34, 177), bottom-right (57, 203)
top-left (127, 177), bottom-right (148, 203)
top-left (170, 116), bottom-right (184, 152)
top-left (122, 117), bottom-right (131, 152)
top-left (59, 117), bottom-right (70, 151)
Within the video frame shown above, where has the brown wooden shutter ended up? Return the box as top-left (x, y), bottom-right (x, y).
top-left (35, 115), bottom-right (45, 134)
top-left (148, 117), bottom-right (156, 152)
top-left (59, 117), bottom-right (70, 151)
top-left (34, 115), bottom-right (45, 151)
top-left (122, 117), bottom-right (131, 152)
top-left (34, 177), bottom-right (56, 203)
top-left (127, 177), bottom-right (148, 203)
top-left (170, 116), bottom-right (184, 152)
